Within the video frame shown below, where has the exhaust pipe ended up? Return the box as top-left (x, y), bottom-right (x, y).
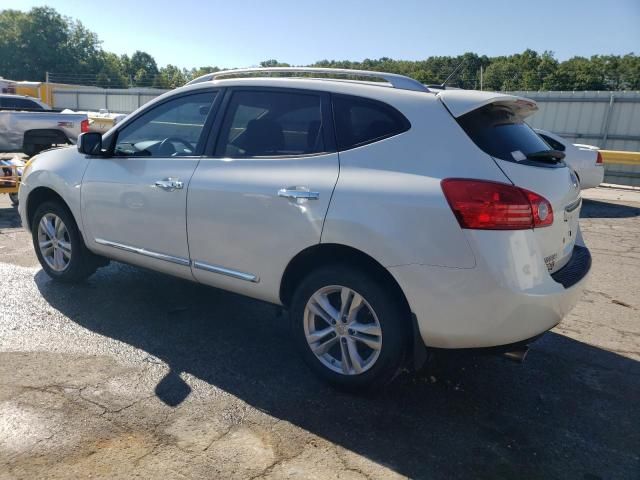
top-left (503, 345), bottom-right (529, 363)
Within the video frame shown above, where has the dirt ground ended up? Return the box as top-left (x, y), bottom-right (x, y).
top-left (0, 187), bottom-right (638, 479)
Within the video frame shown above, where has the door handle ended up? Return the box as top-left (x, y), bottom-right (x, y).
top-left (154, 178), bottom-right (184, 191)
top-left (278, 188), bottom-right (320, 200)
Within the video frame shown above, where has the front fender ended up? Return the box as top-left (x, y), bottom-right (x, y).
top-left (19, 146), bottom-right (91, 238)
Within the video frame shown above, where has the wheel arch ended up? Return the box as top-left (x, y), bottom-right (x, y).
top-left (26, 187), bottom-right (72, 231)
top-left (280, 243), bottom-right (410, 312)
top-left (280, 243), bottom-right (428, 370)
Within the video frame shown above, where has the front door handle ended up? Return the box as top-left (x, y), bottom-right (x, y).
top-left (155, 178), bottom-right (184, 191)
top-left (278, 188), bottom-right (320, 200)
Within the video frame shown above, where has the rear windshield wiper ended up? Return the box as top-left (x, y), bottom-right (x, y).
top-left (526, 149), bottom-right (566, 162)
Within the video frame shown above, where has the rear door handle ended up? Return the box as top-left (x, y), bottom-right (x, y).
top-left (278, 188), bottom-right (320, 200)
top-left (155, 178), bottom-right (184, 191)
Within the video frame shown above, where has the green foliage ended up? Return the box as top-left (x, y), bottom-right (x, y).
top-left (0, 7), bottom-right (101, 81)
top-left (1, 6), bottom-right (639, 91)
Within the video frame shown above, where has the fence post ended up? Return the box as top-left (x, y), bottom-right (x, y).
top-left (45, 71), bottom-right (50, 106)
top-left (600, 93), bottom-right (615, 149)
top-left (76, 91), bottom-right (79, 110)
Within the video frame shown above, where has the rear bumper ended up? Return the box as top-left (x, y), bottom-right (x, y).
top-left (389, 233), bottom-right (591, 349)
top-left (578, 165), bottom-right (604, 189)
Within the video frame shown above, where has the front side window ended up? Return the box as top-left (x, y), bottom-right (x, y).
top-left (114, 92), bottom-right (216, 157)
top-left (332, 95), bottom-right (410, 151)
top-left (216, 90), bottom-right (325, 157)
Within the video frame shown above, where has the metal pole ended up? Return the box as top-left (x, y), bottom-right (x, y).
top-left (45, 71), bottom-right (50, 106)
top-left (480, 66), bottom-right (483, 91)
top-left (600, 93), bottom-right (615, 148)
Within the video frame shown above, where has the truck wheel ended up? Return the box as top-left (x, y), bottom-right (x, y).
top-left (290, 265), bottom-right (409, 390)
top-left (32, 201), bottom-right (99, 282)
top-left (9, 193), bottom-right (19, 206)
top-left (24, 144), bottom-right (51, 157)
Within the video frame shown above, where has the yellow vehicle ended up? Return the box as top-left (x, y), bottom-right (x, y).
top-left (1, 161), bottom-right (22, 206)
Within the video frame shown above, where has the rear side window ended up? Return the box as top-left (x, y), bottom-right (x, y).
top-left (217, 90), bottom-right (325, 157)
top-left (0, 97), bottom-right (43, 110)
top-left (332, 95), bottom-right (410, 151)
top-left (458, 105), bottom-right (553, 163)
top-left (539, 133), bottom-right (566, 152)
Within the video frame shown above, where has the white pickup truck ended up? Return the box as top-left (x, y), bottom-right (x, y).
top-left (0, 94), bottom-right (89, 156)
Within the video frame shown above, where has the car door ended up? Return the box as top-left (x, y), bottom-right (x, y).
top-left (187, 88), bottom-right (339, 302)
top-left (81, 90), bottom-right (219, 280)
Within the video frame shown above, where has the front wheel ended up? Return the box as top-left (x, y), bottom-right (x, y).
top-left (32, 201), bottom-right (99, 282)
top-left (290, 266), bottom-right (409, 390)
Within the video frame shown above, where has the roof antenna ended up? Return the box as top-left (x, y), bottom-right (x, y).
top-left (426, 61), bottom-right (464, 90)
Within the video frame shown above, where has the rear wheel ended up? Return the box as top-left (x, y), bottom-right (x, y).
top-left (291, 265), bottom-right (409, 390)
top-left (32, 201), bottom-right (100, 282)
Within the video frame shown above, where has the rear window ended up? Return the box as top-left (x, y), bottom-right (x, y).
top-left (333, 95), bottom-right (410, 151)
top-left (458, 105), bottom-right (557, 165)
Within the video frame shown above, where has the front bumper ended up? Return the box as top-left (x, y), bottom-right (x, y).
top-left (389, 239), bottom-right (591, 349)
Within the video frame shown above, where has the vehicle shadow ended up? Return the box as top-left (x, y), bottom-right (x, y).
top-left (35, 265), bottom-right (640, 479)
top-left (0, 203), bottom-right (22, 229)
top-left (581, 198), bottom-right (640, 219)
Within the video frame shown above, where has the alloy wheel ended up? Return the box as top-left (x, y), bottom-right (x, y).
top-left (37, 213), bottom-right (72, 272)
top-left (303, 285), bottom-right (382, 375)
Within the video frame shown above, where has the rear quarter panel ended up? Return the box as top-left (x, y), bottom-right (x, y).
top-left (322, 93), bottom-right (511, 269)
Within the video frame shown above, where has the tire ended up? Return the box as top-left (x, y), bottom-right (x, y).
top-left (31, 200), bottom-right (99, 282)
top-left (24, 144), bottom-right (51, 157)
top-left (290, 265), bottom-right (409, 390)
top-left (9, 193), bottom-right (19, 206)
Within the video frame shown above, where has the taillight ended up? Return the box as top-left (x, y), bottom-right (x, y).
top-left (81, 119), bottom-right (89, 133)
top-left (441, 179), bottom-right (553, 230)
top-left (596, 151), bottom-right (603, 165)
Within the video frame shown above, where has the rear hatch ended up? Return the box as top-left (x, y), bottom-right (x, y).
top-left (439, 90), bottom-right (581, 273)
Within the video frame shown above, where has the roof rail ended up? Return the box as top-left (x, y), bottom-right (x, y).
top-left (185, 67), bottom-right (430, 93)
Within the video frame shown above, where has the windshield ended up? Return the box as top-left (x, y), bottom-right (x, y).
top-left (458, 104), bottom-right (561, 166)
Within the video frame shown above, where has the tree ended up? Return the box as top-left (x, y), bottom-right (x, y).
top-left (0, 7), bottom-right (101, 81)
top-left (154, 64), bottom-right (187, 88)
top-left (260, 59), bottom-right (290, 67)
top-left (1, 6), bottom-right (638, 92)
top-left (127, 51), bottom-right (159, 86)
top-left (96, 52), bottom-right (128, 88)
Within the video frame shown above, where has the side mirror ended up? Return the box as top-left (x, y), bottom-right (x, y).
top-left (77, 132), bottom-right (103, 155)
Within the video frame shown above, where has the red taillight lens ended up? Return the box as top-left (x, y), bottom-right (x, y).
top-left (81, 119), bottom-right (89, 133)
top-left (441, 179), bottom-right (553, 230)
top-left (596, 151), bottom-right (603, 165)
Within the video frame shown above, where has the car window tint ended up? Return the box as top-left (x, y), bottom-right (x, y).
top-left (217, 91), bottom-right (324, 157)
top-left (458, 105), bottom-right (552, 162)
top-left (539, 133), bottom-right (566, 152)
top-left (332, 95), bottom-right (410, 150)
top-left (114, 92), bottom-right (216, 157)
top-left (1, 97), bottom-right (42, 110)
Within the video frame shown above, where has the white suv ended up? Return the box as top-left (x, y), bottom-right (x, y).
top-left (18, 68), bottom-right (591, 389)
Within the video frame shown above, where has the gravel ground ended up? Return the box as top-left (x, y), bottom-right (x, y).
top-left (0, 187), bottom-right (638, 479)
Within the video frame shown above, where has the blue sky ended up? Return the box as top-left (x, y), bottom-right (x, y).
top-left (8, 0), bottom-right (640, 69)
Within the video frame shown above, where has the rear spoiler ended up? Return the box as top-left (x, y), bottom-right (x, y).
top-left (437, 90), bottom-right (538, 119)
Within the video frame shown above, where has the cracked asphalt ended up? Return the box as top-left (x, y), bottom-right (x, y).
top-left (0, 187), bottom-right (639, 479)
